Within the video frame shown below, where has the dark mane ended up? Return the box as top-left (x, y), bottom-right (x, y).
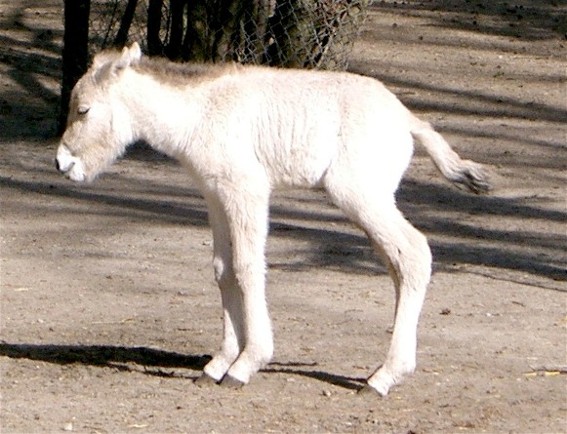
top-left (134, 57), bottom-right (240, 86)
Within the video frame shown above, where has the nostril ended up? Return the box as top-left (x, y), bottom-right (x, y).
top-left (55, 158), bottom-right (61, 172)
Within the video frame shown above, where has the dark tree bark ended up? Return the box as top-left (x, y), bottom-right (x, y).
top-left (147, 0), bottom-right (164, 56)
top-left (165, 0), bottom-right (188, 60)
top-left (152, 0), bottom-right (274, 63)
top-left (114, 0), bottom-right (139, 47)
top-left (59, 0), bottom-right (90, 134)
top-left (266, 0), bottom-right (311, 68)
top-left (180, 0), bottom-right (209, 61)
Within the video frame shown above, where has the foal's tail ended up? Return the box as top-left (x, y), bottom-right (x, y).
top-left (410, 114), bottom-right (492, 194)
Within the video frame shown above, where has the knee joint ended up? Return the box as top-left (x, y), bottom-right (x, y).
top-left (213, 257), bottom-right (236, 288)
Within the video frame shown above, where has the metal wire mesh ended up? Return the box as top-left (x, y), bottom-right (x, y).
top-left (88, 0), bottom-right (369, 70)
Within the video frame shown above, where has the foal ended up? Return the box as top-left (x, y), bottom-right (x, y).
top-left (56, 43), bottom-right (490, 396)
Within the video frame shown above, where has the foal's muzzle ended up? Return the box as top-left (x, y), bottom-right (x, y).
top-left (55, 145), bottom-right (86, 182)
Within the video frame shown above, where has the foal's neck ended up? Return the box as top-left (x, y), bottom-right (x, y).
top-left (122, 69), bottom-right (203, 159)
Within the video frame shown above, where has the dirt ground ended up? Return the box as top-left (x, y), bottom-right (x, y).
top-left (1, 1), bottom-right (566, 433)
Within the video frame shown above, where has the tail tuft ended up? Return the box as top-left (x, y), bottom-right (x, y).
top-left (409, 115), bottom-right (492, 195)
top-left (448, 160), bottom-right (492, 195)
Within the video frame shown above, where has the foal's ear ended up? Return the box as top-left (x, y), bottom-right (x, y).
top-left (115, 42), bottom-right (142, 71)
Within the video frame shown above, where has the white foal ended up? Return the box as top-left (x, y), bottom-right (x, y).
top-left (56, 43), bottom-right (491, 396)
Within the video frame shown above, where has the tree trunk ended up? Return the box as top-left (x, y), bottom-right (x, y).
top-left (180, 0), bottom-right (209, 61)
top-left (114, 0), bottom-right (139, 47)
top-left (147, 0), bottom-right (164, 56)
top-left (59, 0), bottom-right (90, 134)
top-left (165, 0), bottom-right (188, 60)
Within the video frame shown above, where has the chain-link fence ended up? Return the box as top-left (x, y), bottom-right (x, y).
top-left (89, 0), bottom-right (369, 70)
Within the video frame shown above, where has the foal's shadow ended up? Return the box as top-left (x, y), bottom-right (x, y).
top-left (0, 342), bottom-right (210, 377)
top-left (0, 342), bottom-right (364, 390)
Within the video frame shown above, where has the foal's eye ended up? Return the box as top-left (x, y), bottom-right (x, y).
top-left (77, 105), bottom-right (90, 115)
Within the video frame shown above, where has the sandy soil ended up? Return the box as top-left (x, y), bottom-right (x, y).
top-left (1, 1), bottom-right (566, 433)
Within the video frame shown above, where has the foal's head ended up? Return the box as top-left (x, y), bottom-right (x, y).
top-left (56, 43), bottom-right (142, 182)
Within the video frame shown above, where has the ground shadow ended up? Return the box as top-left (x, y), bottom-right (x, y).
top-left (0, 342), bottom-right (365, 390)
top-left (0, 1), bottom-right (63, 141)
top-left (0, 342), bottom-right (211, 371)
top-left (265, 362), bottom-right (365, 391)
top-left (369, 0), bottom-right (567, 41)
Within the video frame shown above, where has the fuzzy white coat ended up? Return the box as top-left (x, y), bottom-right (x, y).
top-left (56, 43), bottom-right (490, 396)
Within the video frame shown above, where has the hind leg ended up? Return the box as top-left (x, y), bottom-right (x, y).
top-left (365, 217), bottom-right (431, 396)
top-left (325, 178), bottom-right (431, 396)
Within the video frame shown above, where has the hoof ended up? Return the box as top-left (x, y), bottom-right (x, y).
top-left (357, 384), bottom-right (387, 398)
top-left (220, 374), bottom-right (245, 389)
top-left (194, 373), bottom-right (219, 387)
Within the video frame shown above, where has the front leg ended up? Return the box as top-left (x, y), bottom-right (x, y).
top-left (197, 193), bottom-right (244, 384)
top-left (221, 182), bottom-right (273, 385)
top-left (199, 182), bottom-right (273, 386)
